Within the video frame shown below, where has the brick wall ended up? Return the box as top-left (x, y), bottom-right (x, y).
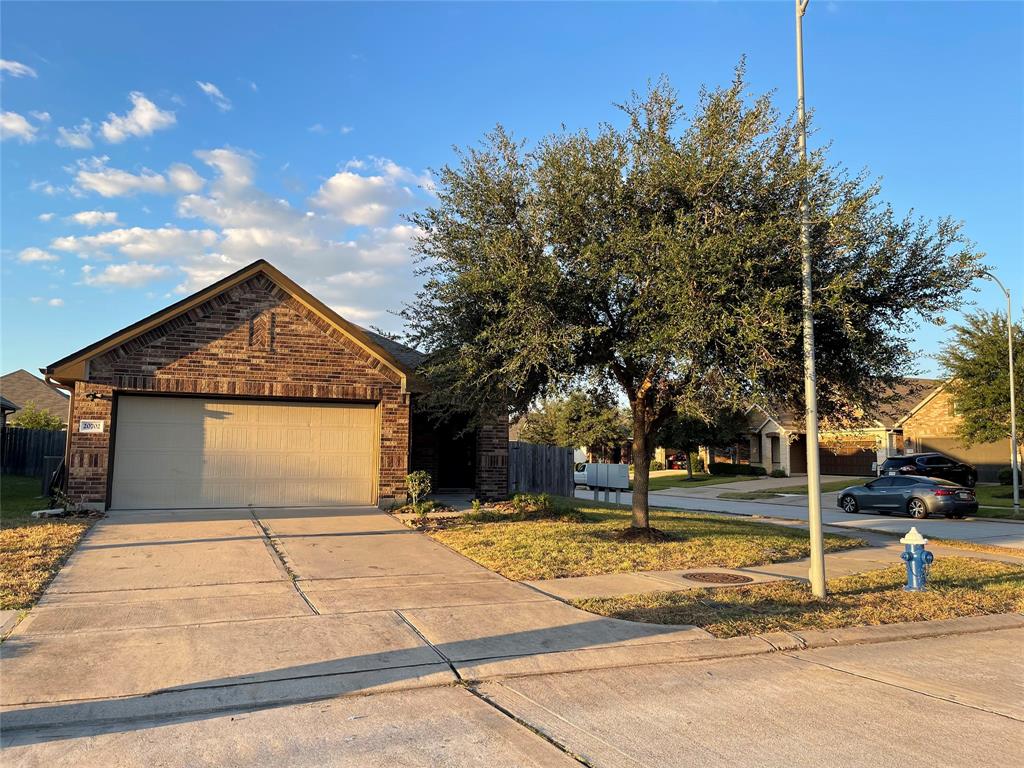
top-left (902, 388), bottom-right (960, 443)
top-left (476, 418), bottom-right (509, 499)
top-left (67, 275), bottom-right (410, 507)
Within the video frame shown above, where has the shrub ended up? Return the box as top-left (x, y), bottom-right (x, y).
top-left (650, 460), bottom-right (664, 471)
top-left (997, 466), bottom-right (1021, 486)
top-left (769, 469), bottom-right (788, 478)
top-left (406, 470), bottom-right (432, 511)
top-left (9, 402), bottom-right (64, 431)
top-left (708, 462), bottom-right (767, 476)
top-left (512, 492), bottom-right (552, 515)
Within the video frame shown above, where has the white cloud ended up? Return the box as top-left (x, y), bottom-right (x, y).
top-left (0, 59), bottom-right (37, 78)
top-left (18, 247), bottom-right (59, 263)
top-left (100, 92), bottom-right (176, 143)
top-left (167, 163), bottom-right (205, 193)
top-left (38, 212), bottom-right (56, 222)
top-left (325, 270), bottom-right (387, 287)
top-left (330, 305), bottom-right (382, 323)
top-left (47, 298), bottom-right (64, 307)
top-left (196, 81), bottom-right (232, 112)
top-left (73, 157), bottom-right (203, 197)
top-left (1, 111), bottom-right (39, 142)
top-left (29, 110), bottom-right (51, 123)
top-left (82, 262), bottom-right (171, 287)
top-left (308, 123), bottom-right (326, 134)
top-left (30, 180), bottom-right (61, 196)
top-left (68, 210), bottom-right (120, 227)
top-left (340, 125), bottom-right (354, 135)
top-left (56, 119), bottom-right (94, 149)
top-left (52, 226), bottom-right (219, 260)
top-left (311, 157), bottom-right (432, 226)
top-left (193, 148), bottom-right (254, 189)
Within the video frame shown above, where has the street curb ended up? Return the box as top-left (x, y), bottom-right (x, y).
top-left (454, 612), bottom-right (1024, 682)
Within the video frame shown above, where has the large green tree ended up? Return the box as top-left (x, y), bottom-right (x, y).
top-left (656, 409), bottom-right (749, 477)
top-left (403, 70), bottom-right (981, 532)
top-left (520, 390), bottom-right (628, 457)
top-left (938, 309), bottom-right (1023, 456)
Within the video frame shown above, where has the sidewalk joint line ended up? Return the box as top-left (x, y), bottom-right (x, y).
top-left (248, 512), bottom-right (319, 616)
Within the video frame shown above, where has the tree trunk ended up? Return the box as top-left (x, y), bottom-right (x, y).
top-left (686, 452), bottom-right (693, 479)
top-left (631, 405), bottom-right (651, 529)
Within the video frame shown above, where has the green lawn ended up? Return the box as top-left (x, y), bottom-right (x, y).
top-left (429, 496), bottom-right (865, 581)
top-left (973, 485), bottom-right (1024, 518)
top-left (1, 474), bottom-right (92, 611)
top-left (719, 477), bottom-right (873, 500)
top-left (638, 472), bottom-right (758, 492)
top-left (572, 557), bottom-right (1024, 637)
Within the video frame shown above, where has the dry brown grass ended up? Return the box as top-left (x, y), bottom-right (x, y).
top-left (1, 475), bottom-right (94, 611)
top-left (0, 521), bottom-right (91, 610)
top-left (429, 498), bottom-right (865, 581)
top-left (572, 557), bottom-right (1024, 638)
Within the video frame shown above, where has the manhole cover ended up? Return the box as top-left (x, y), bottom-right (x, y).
top-left (684, 572), bottom-right (754, 585)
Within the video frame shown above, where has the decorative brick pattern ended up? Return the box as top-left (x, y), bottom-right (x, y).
top-left (67, 275), bottom-right (410, 507)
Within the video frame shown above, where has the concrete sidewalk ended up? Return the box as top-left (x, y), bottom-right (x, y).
top-left (526, 535), bottom-right (1024, 601)
top-left (0, 505), bottom-right (708, 733)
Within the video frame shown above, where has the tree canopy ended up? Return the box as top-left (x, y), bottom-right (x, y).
top-left (8, 402), bottom-right (64, 431)
top-left (519, 391), bottom-right (628, 457)
top-left (938, 309), bottom-right (1023, 449)
top-left (403, 68), bottom-right (982, 530)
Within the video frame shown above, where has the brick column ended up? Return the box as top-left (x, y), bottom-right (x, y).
top-left (67, 382), bottom-right (114, 509)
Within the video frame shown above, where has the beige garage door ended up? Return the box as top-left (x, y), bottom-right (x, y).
top-left (111, 397), bottom-right (377, 509)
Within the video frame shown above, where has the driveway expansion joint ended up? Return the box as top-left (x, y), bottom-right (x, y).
top-left (248, 511), bottom-right (319, 615)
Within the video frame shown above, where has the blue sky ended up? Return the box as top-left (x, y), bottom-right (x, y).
top-left (2, 1), bottom-right (1021, 378)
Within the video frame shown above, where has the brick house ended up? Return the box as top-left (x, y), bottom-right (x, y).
top-left (43, 260), bottom-right (507, 510)
top-left (736, 378), bottom-right (942, 477)
top-left (898, 382), bottom-right (1015, 483)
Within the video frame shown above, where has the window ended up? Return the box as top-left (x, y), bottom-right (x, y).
top-left (923, 456), bottom-right (950, 467)
top-left (890, 477), bottom-right (917, 487)
top-left (868, 477), bottom-right (894, 489)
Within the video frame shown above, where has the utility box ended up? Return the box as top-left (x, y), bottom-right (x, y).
top-left (583, 463), bottom-right (629, 490)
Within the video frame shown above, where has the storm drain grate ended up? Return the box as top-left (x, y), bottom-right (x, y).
top-left (684, 572), bottom-right (755, 585)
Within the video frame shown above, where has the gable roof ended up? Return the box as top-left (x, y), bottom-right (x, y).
top-left (0, 369), bottom-right (70, 420)
top-left (43, 260), bottom-right (424, 391)
top-left (749, 377), bottom-right (947, 432)
top-left (0, 395), bottom-right (19, 414)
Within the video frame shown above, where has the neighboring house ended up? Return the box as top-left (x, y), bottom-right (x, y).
top-left (737, 378), bottom-right (942, 477)
top-left (44, 260), bottom-right (508, 511)
top-left (0, 395), bottom-right (18, 426)
top-left (0, 368), bottom-right (70, 425)
top-left (898, 382), bottom-right (1015, 483)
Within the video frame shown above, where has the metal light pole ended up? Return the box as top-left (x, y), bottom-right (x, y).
top-left (796, 0), bottom-right (827, 598)
top-left (980, 270), bottom-right (1020, 511)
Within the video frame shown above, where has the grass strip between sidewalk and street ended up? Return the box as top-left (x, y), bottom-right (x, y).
top-left (428, 496), bottom-right (865, 581)
top-left (718, 477), bottom-right (874, 500)
top-left (570, 556), bottom-right (1024, 638)
top-left (1, 474), bottom-right (93, 612)
top-left (638, 473), bottom-right (756, 492)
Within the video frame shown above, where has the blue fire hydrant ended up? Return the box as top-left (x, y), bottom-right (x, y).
top-left (900, 527), bottom-right (934, 592)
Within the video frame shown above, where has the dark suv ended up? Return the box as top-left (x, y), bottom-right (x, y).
top-left (879, 452), bottom-right (978, 487)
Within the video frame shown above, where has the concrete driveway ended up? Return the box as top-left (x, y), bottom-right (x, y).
top-left (1, 505), bottom-right (706, 734)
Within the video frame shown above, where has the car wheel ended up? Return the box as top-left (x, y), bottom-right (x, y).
top-left (965, 476), bottom-right (977, 488)
top-left (840, 495), bottom-right (858, 514)
top-left (908, 498), bottom-right (928, 519)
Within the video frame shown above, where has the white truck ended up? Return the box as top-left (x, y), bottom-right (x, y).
top-left (573, 463), bottom-right (630, 491)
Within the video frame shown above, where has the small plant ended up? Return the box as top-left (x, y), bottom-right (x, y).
top-left (471, 498), bottom-right (483, 513)
top-left (512, 492), bottom-right (552, 516)
top-left (650, 460), bottom-right (664, 472)
top-left (769, 469), bottom-right (787, 478)
top-left (50, 487), bottom-right (79, 514)
top-left (406, 470), bottom-right (432, 511)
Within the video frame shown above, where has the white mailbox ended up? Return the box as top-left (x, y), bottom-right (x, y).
top-left (584, 463), bottom-right (629, 490)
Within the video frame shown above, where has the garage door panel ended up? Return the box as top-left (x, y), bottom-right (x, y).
top-left (111, 397), bottom-right (377, 509)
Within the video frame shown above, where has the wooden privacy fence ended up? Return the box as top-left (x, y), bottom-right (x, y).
top-left (508, 441), bottom-right (574, 497)
top-left (1, 427), bottom-right (66, 478)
